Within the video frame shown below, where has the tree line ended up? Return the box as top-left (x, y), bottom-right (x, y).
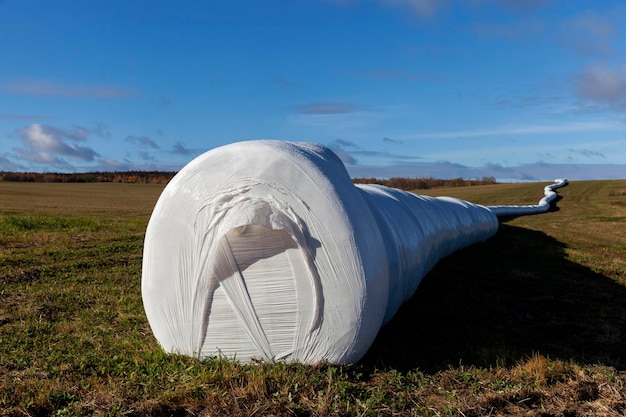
top-left (352, 176), bottom-right (497, 190)
top-left (0, 171), bottom-right (497, 189)
top-left (0, 171), bottom-right (177, 184)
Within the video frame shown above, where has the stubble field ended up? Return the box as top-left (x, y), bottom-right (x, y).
top-left (0, 180), bottom-right (625, 416)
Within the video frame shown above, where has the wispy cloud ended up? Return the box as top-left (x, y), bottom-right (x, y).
top-left (96, 158), bottom-right (129, 171)
top-left (352, 148), bottom-right (423, 161)
top-left (297, 102), bottom-right (364, 115)
top-left (328, 140), bottom-right (359, 164)
top-left (573, 65), bottom-right (626, 110)
top-left (323, 0), bottom-right (447, 18)
top-left (406, 120), bottom-right (622, 139)
top-left (328, 139), bottom-right (423, 166)
top-left (326, 0), bottom-right (552, 19)
top-left (500, 0), bottom-right (553, 9)
top-left (472, 0), bottom-right (553, 12)
top-left (559, 12), bottom-right (617, 57)
top-left (319, 0), bottom-right (359, 6)
top-left (333, 139), bottom-right (358, 148)
top-left (42, 125), bottom-right (89, 142)
top-left (3, 79), bottom-right (135, 98)
top-left (289, 102), bottom-right (376, 131)
top-left (383, 137), bottom-right (404, 144)
top-left (158, 96), bottom-right (172, 107)
top-left (125, 135), bottom-right (161, 149)
top-left (357, 70), bottom-right (445, 83)
top-left (347, 160), bottom-right (626, 181)
top-left (92, 123), bottom-right (111, 139)
top-left (0, 154), bottom-right (25, 171)
top-left (380, 0), bottom-right (446, 18)
top-left (272, 76), bottom-right (300, 91)
top-left (171, 142), bottom-right (193, 155)
top-left (138, 151), bottom-right (157, 162)
top-left (0, 113), bottom-right (54, 121)
top-left (490, 94), bottom-right (563, 110)
top-left (567, 148), bottom-right (606, 159)
top-left (474, 18), bottom-right (544, 40)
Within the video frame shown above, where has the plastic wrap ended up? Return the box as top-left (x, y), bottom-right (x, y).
top-left (357, 184), bottom-right (498, 323)
top-left (142, 140), bottom-right (499, 364)
top-left (488, 179), bottom-right (568, 218)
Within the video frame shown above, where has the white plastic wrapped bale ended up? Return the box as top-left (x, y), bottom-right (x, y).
top-left (357, 184), bottom-right (499, 324)
top-left (488, 179), bottom-right (568, 218)
top-left (142, 140), bottom-right (499, 364)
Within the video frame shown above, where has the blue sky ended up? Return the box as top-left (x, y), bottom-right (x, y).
top-left (1, 0), bottom-right (626, 181)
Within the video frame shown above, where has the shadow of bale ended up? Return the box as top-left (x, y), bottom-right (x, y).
top-left (360, 224), bottom-right (626, 373)
top-left (548, 194), bottom-right (563, 212)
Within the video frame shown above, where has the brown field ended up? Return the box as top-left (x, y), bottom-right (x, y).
top-left (1, 179), bottom-right (625, 416)
top-left (0, 182), bottom-right (164, 216)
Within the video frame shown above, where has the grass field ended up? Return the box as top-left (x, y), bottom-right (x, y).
top-left (1, 180), bottom-right (625, 416)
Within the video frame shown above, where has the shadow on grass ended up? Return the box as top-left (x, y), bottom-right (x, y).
top-left (360, 223), bottom-right (626, 373)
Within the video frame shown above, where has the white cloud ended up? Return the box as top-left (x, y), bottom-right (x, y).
top-left (14, 124), bottom-right (100, 167)
top-left (15, 148), bottom-right (58, 164)
top-left (21, 125), bottom-right (57, 150)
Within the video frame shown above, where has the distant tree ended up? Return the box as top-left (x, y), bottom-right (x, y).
top-left (352, 175), bottom-right (498, 190)
top-left (0, 171), bottom-right (177, 184)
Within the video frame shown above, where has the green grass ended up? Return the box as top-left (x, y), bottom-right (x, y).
top-left (1, 180), bottom-right (625, 416)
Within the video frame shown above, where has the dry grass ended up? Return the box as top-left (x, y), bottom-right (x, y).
top-left (1, 180), bottom-right (625, 416)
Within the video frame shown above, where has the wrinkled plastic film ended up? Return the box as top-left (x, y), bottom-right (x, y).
top-left (142, 141), bottom-right (501, 364)
top-left (142, 141), bottom-right (388, 364)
